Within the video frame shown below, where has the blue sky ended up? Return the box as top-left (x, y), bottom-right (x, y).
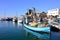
top-left (0, 0), bottom-right (60, 17)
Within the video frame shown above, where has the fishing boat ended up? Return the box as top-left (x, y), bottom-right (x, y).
top-left (24, 24), bottom-right (50, 33)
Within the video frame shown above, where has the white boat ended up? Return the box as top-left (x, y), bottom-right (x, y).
top-left (51, 22), bottom-right (60, 29)
top-left (13, 19), bottom-right (15, 22)
top-left (18, 19), bottom-right (23, 23)
top-left (13, 17), bottom-right (17, 22)
top-left (18, 18), bottom-right (23, 23)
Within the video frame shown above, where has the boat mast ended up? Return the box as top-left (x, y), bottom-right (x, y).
top-left (16, 11), bottom-right (18, 18)
top-left (4, 9), bottom-right (7, 19)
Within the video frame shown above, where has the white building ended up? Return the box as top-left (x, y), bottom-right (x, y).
top-left (47, 8), bottom-right (60, 16)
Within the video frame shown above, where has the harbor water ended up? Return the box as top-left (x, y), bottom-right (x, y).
top-left (51, 31), bottom-right (60, 40)
top-left (0, 21), bottom-right (50, 40)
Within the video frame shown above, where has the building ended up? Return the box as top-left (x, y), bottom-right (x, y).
top-left (47, 8), bottom-right (60, 16)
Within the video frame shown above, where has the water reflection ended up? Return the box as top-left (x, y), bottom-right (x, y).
top-left (18, 22), bottom-right (23, 26)
top-left (0, 21), bottom-right (50, 40)
top-left (13, 22), bottom-right (17, 26)
top-left (12, 22), bottom-right (23, 29)
top-left (51, 31), bottom-right (60, 40)
top-left (24, 28), bottom-right (50, 40)
top-left (3, 21), bottom-right (8, 27)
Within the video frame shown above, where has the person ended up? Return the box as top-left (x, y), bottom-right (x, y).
top-left (40, 17), bottom-right (43, 23)
top-left (29, 13), bottom-right (38, 26)
top-left (33, 13), bottom-right (38, 23)
top-left (25, 12), bottom-right (33, 25)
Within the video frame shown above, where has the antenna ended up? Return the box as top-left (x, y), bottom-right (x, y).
top-left (32, 7), bottom-right (36, 13)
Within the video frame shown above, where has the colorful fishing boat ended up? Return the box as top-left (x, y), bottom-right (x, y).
top-left (24, 24), bottom-right (50, 33)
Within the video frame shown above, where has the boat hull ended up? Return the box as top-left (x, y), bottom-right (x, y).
top-left (24, 24), bottom-right (50, 33)
top-left (18, 20), bottom-right (23, 23)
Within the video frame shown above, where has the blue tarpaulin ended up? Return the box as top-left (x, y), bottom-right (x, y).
top-left (57, 18), bottom-right (60, 20)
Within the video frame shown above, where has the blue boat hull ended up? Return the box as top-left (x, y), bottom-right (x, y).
top-left (24, 24), bottom-right (50, 32)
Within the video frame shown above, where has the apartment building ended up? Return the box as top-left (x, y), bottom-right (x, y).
top-left (47, 8), bottom-right (60, 16)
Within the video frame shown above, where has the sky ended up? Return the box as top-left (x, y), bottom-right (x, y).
top-left (0, 0), bottom-right (60, 17)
